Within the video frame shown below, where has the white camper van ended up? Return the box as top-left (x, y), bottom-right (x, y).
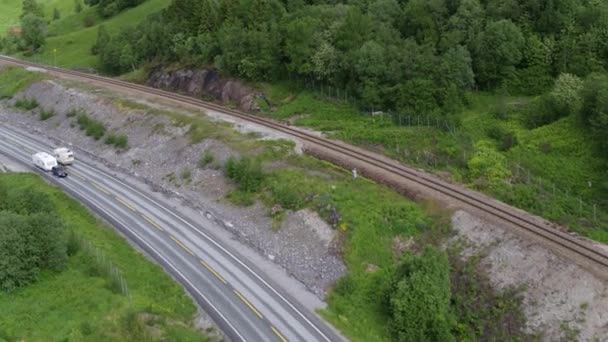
top-left (53, 147), bottom-right (74, 165)
top-left (32, 152), bottom-right (58, 171)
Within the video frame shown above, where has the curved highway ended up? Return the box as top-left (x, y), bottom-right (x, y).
top-left (0, 123), bottom-right (343, 342)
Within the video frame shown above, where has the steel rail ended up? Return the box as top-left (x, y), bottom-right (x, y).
top-left (3, 56), bottom-right (607, 270)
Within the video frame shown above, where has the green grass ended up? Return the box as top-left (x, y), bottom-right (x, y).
top-left (0, 0), bottom-right (22, 34)
top-left (14, 97), bottom-right (39, 110)
top-left (0, 0), bottom-right (75, 35)
top-left (0, 173), bottom-right (209, 341)
top-left (39, 108), bottom-right (55, 120)
top-left (20, 0), bottom-right (171, 69)
top-left (76, 112), bottom-right (106, 140)
top-left (105, 133), bottom-right (129, 149)
top-left (260, 83), bottom-right (608, 242)
top-left (0, 67), bottom-right (45, 99)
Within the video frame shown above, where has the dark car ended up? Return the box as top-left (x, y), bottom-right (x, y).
top-left (52, 166), bottom-right (68, 178)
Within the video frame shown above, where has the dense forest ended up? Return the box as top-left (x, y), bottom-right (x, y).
top-left (92, 0), bottom-right (608, 150)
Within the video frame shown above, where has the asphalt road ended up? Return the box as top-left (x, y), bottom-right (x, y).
top-left (0, 124), bottom-right (343, 342)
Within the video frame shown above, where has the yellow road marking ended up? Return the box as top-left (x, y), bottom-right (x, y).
top-left (141, 214), bottom-right (163, 231)
top-left (200, 260), bottom-right (227, 284)
top-left (271, 326), bottom-right (288, 342)
top-left (71, 171), bottom-right (85, 180)
top-left (115, 197), bottom-right (136, 212)
top-left (19, 144), bottom-right (33, 153)
top-left (234, 290), bottom-right (263, 319)
top-left (92, 182), bottom-right (110, 195)
top-left (170, 235), bottom-right (194, 255)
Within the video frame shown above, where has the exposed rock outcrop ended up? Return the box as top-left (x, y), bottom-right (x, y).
top-left (146, 67), bottom-right (267, 112)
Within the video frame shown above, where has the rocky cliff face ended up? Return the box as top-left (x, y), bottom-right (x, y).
top-left (146, 67), bottom-right (267, 112)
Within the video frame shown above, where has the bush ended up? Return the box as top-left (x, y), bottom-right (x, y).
top-left (580, 73), bottom-right (608, 157)
top-left (486, 126), bottom-right (518, 152)
top-left (83, 15), bottom-right (96, 27)
top-left (390, 247), bottom-right (453, 342)
top-left (269, 180), bottom-right (303, 210)
top-left (224, 156), bottom-right (265, 192)
top-left (39, 108), bottom-right (55, 121)
top-left (0, 181), bottom-right (68, 292)
top-left (14, 98), bottom-right (38, 110)
top-left (76, 114), bottom-right (106, 140)
top-left (198, 150), bottom-right (214, 168)
top-left (180, 168), bottom-right (191, 180)
top-left (105, 134), bottom-right (128, 149)
top-left (66, 108), bottom-right (83, 117)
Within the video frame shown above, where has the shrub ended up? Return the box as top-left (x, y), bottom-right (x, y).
top-left (390, 247), bottom-right (453, 342)
top-left (198, 150), bottom-right (214, 168)
top-left (83, 15), bottom-right (96, 27)
top-left (105, 134), bottom-right (128, 149)
top-left (486, 126), bottom-right (518, 152)
top-left (76, 114), bottom-right (106, 140)
top-left (226, 190), bottom-right (255, 206)
top-left (269, 180), bottom-right (303, 210)
top-left (180, 168), bottom-right (191, 180)
top-left (224, 156), bottom-right (265, 192)
top-left (14, 98), bottom-right (38, 110)
top-left (66, 108), bottom-right (83, 117)
top-left (580, 73), bottom-right (608, 156)
top-left (39, 108), bottom-right (55, 121)
top-left (0, 181), bottom-right (68, 292)
top-left (550, 73), bottom-right (583, 117)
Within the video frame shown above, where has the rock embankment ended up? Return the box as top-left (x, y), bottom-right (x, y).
top-left (146, 67), bottom-right (268, 112)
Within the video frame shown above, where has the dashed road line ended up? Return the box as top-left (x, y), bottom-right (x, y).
top-left (141, 214), bottom-right (164, 231)
top-left (70, 171), bottom-right (85, 180)
top-left (92, 181), bottom-right (110, 194)
top-left (271, 326), bottom-right (288, 342)
top-left (234, 290), bottom-right (263, 319)
top-left (200, 260), bottom-right (227, 284)
top-left (170, 235), bottom-right (194, 255)
top-left (115, 196), bottom-right (136, 212)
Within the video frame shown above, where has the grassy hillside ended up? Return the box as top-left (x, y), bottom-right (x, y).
top-left (0, 0), bottom-right (74, 34)
top-left (18, 0), bottom-right (170, 68)
top-left (0, 173), bottom-right (210, 341)
top-left (260, 83), bottom-right (608, 242)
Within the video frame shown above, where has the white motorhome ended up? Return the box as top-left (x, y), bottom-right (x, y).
top-left (53, 147), bottom-right (74, 165)
top-left (32, 152), bottom-right (58, 171)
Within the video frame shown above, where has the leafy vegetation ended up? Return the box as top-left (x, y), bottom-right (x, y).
top-left (224, 156), bottom-right (265, 192)
top-left (389, 248), bottom-right (452, 341)
top-left (105, 133), bottom-right (128, 149)
top-left (39, 108), bottom-right (55, 120)
top-left (260, 80), bottom-right (608, 242)
top-left (0, 178), bottom-right (67, 291)
top-left (0, 173), bottom-right (211, 341)
top-left (76, 112), bottom-right (106, 140)
top-left (14, 97), bottom-right (38, 110)
top-left (197, 150), bottom-right (214, 168)
top-left (0, 67), bottom-right (44, 99)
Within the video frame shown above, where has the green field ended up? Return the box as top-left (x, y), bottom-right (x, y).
top-left (0, 0), bottom-right (75, 35)
top-left (13, 0), bottom-right (170, 68)
top-left (0, 173), bottom-right (209, 341)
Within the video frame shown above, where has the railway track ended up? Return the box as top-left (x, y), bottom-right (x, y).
top-left (2, 55), bottom-right (608, 273)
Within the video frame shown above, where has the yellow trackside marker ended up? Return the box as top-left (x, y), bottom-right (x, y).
top-left (234, 290), bottom-right (263, 319)
top-left (271, 326), bottom-right (288, 342)
top-left (141, 214), bottom-right (163, 231)
top-left (92, 182), bottom-right (110, 195)
top-left (170, 235), bottom-right (194, 256)
top-left (115, 197), bottom-right (136, 212)
top-left (200, 260), bottom-right (227, 284)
